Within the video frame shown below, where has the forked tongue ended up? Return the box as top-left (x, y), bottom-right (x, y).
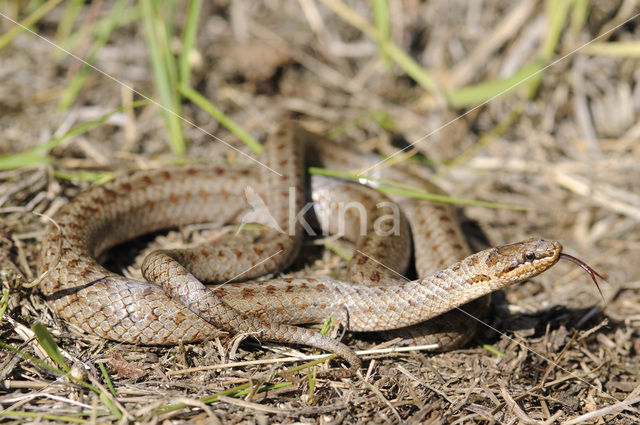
top-left (558, 253), bottom-right (606, 300)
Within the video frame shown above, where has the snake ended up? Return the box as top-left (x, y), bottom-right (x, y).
top-left (38, 123), bottom-right (600, 377)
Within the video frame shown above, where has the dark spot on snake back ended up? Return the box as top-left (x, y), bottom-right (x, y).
top-left (265, 285), bottom-right (277, 295)
top-left (465, 274), bottom-right (490, 285)
top-left (213, 288), bottom-right (228, 297)
top-left (103, 188), bottom-right (117, 199)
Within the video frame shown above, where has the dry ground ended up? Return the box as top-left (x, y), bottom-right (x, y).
top-left (0, 1), bottom-right (639, 424)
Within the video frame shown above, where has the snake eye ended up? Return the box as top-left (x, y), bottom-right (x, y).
top-left (524, 251), bottom-right (535, 261)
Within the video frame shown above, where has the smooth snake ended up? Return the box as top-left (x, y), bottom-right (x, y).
top-left (38, 123), bottom-right (599, 376)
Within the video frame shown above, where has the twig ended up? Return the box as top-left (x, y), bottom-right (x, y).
top-left (166, 343), bottom-right (439, 376)
top-left (561, 397), bottom-right (640, 425)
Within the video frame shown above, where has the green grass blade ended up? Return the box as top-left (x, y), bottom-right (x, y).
top-left (53, 0), bottom-right (84, 51)
top-left (371, 0), bottom-right (390, 66)
top-left (154, 385), bottom-right (248, 415)
top-left (320, 0), bottom-right (437, 93)
top-left (443, 0), bottom-right (571, 109)
top-left (51, 99), bottom-right (147, 148)
top-left (284, 354), bottom-right (337, 374)
top-left (0, 340), bottom-right (96, 391)
top-left (58, 0), bottom-right (129, 111)
top-left (53, 170), bottom-right (115, 184)
top-left (179, 83), bottom-right (263, 154)
top-left (160, 2), bottom-right (179, 92)
top-left (0, 340), bottom-right (122, 418)
top-left (540, 0), bottom-right (572, 61)
top-left (187, 383), bottom-right (248, 406)
top-left (163, 0), bottom-right (177, 39)
top-left (323, 240), bottom-right (352, 261)
top-left (100, 393), bottom-right (122, 419)
top-left (383, 41), bottom-right (438, 92)
top-left (307, 363), bottom-right (317, 405)
top-left (309, 166), bottom-right (527, 210)
top-left (327, 110), bottom-right (397, 139)
top-left (525, 0), bottom-right (571, 98)
top-left (31, 322), bottom-right (70, 372)
top-left (141, 0), bottom-right (185, 155)
top-left (377, 186), bottom-right (527, 210)
top-left (569, 0), bottom-right (589, 39)
top-left (310, 165), bottom-right (433, 192)
top-left (0, 100), bottom-right (146, 170)
top-left (97, 362), bottom-right (117, 397)
top-left (0, 340), bottom-right (66, 376)
top-left (583, 41), bottom-right (640, 57)
top-left (179, 0), bottom-right (202, 85)
top-left (320, 317), bottom-right (334, 335)
top-left (441, 102), bottom-right (523, 171)
top-left (230, 382), bottom-right (293, 398)
top-left (154, 381), bottom-right (292, 417)
top-left (445, 60), bottom-right (545, 108)
top-left (309, 166), bottom-right (422, 193)
top-left (62, 4), bottom-right (141, 53)
top-left (0, 289), bottom-right (9, 321)
top-left (0, 153), bottom-right (53, 170)
top-left (482, 344), bottom-right (506, 357)
top-left (0, 0), bottom-right (65, 51)
top-left (365, 109), bottom-right (397, 132)
top-left (309, 316), bottom-right (336, 399)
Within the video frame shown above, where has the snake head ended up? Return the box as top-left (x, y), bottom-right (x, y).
top-left (486, 238), bottom-right (562, 283)
top-left (482, 238), bottom-right (605, 299)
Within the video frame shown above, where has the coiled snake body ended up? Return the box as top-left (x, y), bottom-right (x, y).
top-left (39, 124), bottom-right (566, 376)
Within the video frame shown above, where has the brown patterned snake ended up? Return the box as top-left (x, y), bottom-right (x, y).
top-left (38, 123), bottom-right (601, 377)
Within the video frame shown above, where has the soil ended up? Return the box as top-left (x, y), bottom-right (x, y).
top-left (0, 1), bottom-right (639, 424)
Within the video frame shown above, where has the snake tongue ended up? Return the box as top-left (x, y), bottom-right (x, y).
top-left (558, 253), bottom-right (606, 301)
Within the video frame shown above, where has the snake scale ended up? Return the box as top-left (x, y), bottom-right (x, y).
top-left (39, 123), bottom-right (582, 376)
